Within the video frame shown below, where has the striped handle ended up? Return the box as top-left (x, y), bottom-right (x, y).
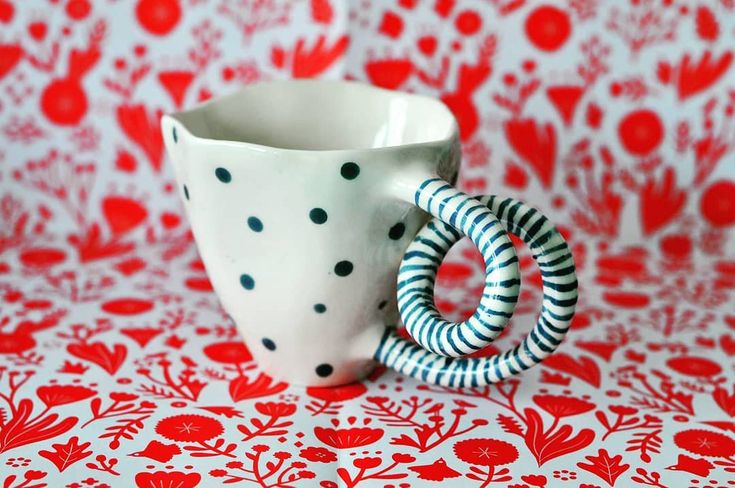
top-left (374, 178), bottom-right (578, 387)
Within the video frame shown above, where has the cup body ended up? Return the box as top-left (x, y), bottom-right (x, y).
top-left (162, 80), bottom-right (460, 385)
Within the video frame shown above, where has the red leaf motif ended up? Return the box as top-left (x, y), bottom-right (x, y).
top-left (66, 342), bottom-right (127, 375)
top-left (673, 50), bottom-right (733, 100)
top-left (288, 34), bottom-right (348, 78)
top-left (116, 104), bottom-right (164, 172)
top-left (38, 436), bottom-right (92, 472)
top-left (523, 408), bottom-right (595, 466)
top-left (639, 167), bottom-right (687, 235)
top-left (310, 0), bottom-right (333, 24)
top-left (695, 6), bottom-right (719, 42)
top-left (504, 118), bottom-right (557, 188)
top-left (577, 449), bottom-right (630, 486)
top-left (713, 386), bottom-right (735, 417)
top-left (228, 373), bottom-right (288, 402)
top-left (0, 399), bottom-right (78, 453)
top-left (542, 352), bottom-right (601, 388)
top-left (101, 196), bottom-right (148, 236)
top-left (0, 43), bottom-right (22, 80)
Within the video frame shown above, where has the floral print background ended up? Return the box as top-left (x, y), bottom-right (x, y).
top-left (1, 0), bottom-right (735, 487)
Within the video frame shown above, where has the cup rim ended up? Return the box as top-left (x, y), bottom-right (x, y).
top-left (162, 79), bottom-right (459, 155)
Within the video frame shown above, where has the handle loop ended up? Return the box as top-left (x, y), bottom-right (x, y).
top-left (376, 180), bottom-right (578, 386)
top-left (397, 178), bottom-right (521, 357)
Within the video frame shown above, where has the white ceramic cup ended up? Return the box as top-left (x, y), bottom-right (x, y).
top-left (162, 80), bottom-right (577, 387)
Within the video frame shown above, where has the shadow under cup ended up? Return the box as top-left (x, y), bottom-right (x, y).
top-left (162, 80), bottom-right (577, 387)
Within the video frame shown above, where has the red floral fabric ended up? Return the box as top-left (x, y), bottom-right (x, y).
top-left (1, 0), bottom-right (735, 487)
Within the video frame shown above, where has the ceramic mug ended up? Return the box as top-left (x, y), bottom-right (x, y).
top-left (161, 80), bottom-right (578, 387)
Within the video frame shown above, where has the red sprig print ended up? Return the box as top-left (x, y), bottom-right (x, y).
top-left (639, 167), bottom-right (687, 236)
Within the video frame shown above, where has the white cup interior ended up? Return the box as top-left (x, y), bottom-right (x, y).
top-left (172, 80), bottom-right (456, 151)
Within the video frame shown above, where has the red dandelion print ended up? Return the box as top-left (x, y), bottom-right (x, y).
top-left (533, 394), bottom-right (596, 418)
top-left (453, 438), bottom-right (519, 466)
top-left (36, 384), bottom-right (97, 408)
top-left (674, 429), bottom-right (735, 457)
top-left (314, 426), bottom-right (384, 449)
top-left (299, 446), bottom-right (337, 463)
top-left (155, 414), bottom-right (223, 443)
top-left (254, 402), bottom-right (296, 417)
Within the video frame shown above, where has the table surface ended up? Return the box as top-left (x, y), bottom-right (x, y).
top-left (2, 1), bottom-right (735, 487)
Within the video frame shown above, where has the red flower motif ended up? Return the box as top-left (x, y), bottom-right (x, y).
top-left (392, 453), bottom-right (416, 463)
top-left (0, 331), bottom-right (36, 354)
top-left (254, 401), bottom-right (296, 417)
top-left (203, 341), bottom-right (252, 364)
top-left (533, 394), bottom-right (596, 418)
top-left (353, 457), bottom-right (382, 469)
top-left (155, 414), bottom-right (223, 443)
top-left (306, 382), bottom-right (368, 402)
top-left (36, 384), bottom-right (96, 407)
top-left (453, 438), bottom-right (519, 466)
top-left (609, 405), bottom-right (638, 416)
top-left (314, 426), bottom-right (384, 449)
top-left (109, 392), bottom-right (138, 402)
top-left (667, 356), bottom-right (723, 377)
top-left (299, 446), bottom-right (337, 463)
top-left (674, 429), bottom-right (735, 457)
top-left (134, 471), bottom-right (201, 488)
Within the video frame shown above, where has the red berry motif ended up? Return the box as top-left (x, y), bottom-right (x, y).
top-left (618, 109), bottom-right (664, 155)
top-left (136, 0), bottom-right (181, 36)
top-left (525, 5), bottom-right (572, 52)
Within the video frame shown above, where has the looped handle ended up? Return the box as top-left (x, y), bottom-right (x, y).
top-left (397, 178), bottom-right (521, 357)
top-left (375, 179), bottom-right (578, 387)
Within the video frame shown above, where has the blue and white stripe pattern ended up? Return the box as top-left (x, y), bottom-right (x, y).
top-left (375, 181), bottom-right (578, 387)
top-left (397, 178), bottom-right (521, 357)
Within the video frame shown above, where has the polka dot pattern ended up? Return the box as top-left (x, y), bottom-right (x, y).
top-left (389, 222), bottom-right (406, 240)
top-left (334, 260), bottom-right (353, 276)
top-left (314, 303), bottom-right (327, 313)
top-left (309, 208), bottom-right (328, 224)
top-left (315, 363), bottom-right (333, 377)
top-left (247, 216), bottom-right (263, 232)
top-left (183, 185), bottom-right (189, 200)
top-left (340, 162), bottom-right (360, 180)
top-left (172, 126), bottom-right (177, 143)
top-left (215, 167), bottom-right (232, 183)
top-left (239, 274), bottom-right (255, 290)
top-left (262, 338), bottom-right (276, 350)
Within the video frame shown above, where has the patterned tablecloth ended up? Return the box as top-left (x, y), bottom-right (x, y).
top-left (2, 0), bottom-right (735, 487)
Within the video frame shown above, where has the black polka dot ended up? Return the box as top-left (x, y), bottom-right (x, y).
top-left (309, 208), bottom-right (328, 224)
top-left (315, 363), bottom-right (333, 377)
top-left (215, 167), bottom-right (232, 183)
top-left (262, 338), bottom-right (276, 351)
top-left (334, 261), bottom-right (353, 276)
top-left (183, 185), bottom-right (189, 200)
top-left (172, 126), bottom-right (178, 143)
top-left (240, 274), bottom-right (255, 290)
top-left (314, 303), bottom-right (326, 313)
top-left (378, 300), bottom-right (388, 310)
top-left (247, 216), bottom-right (263, 232)
top-left (389, 223), bottom-right (406, 240)
top-left (340, 162), bottom-right (360, 180)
